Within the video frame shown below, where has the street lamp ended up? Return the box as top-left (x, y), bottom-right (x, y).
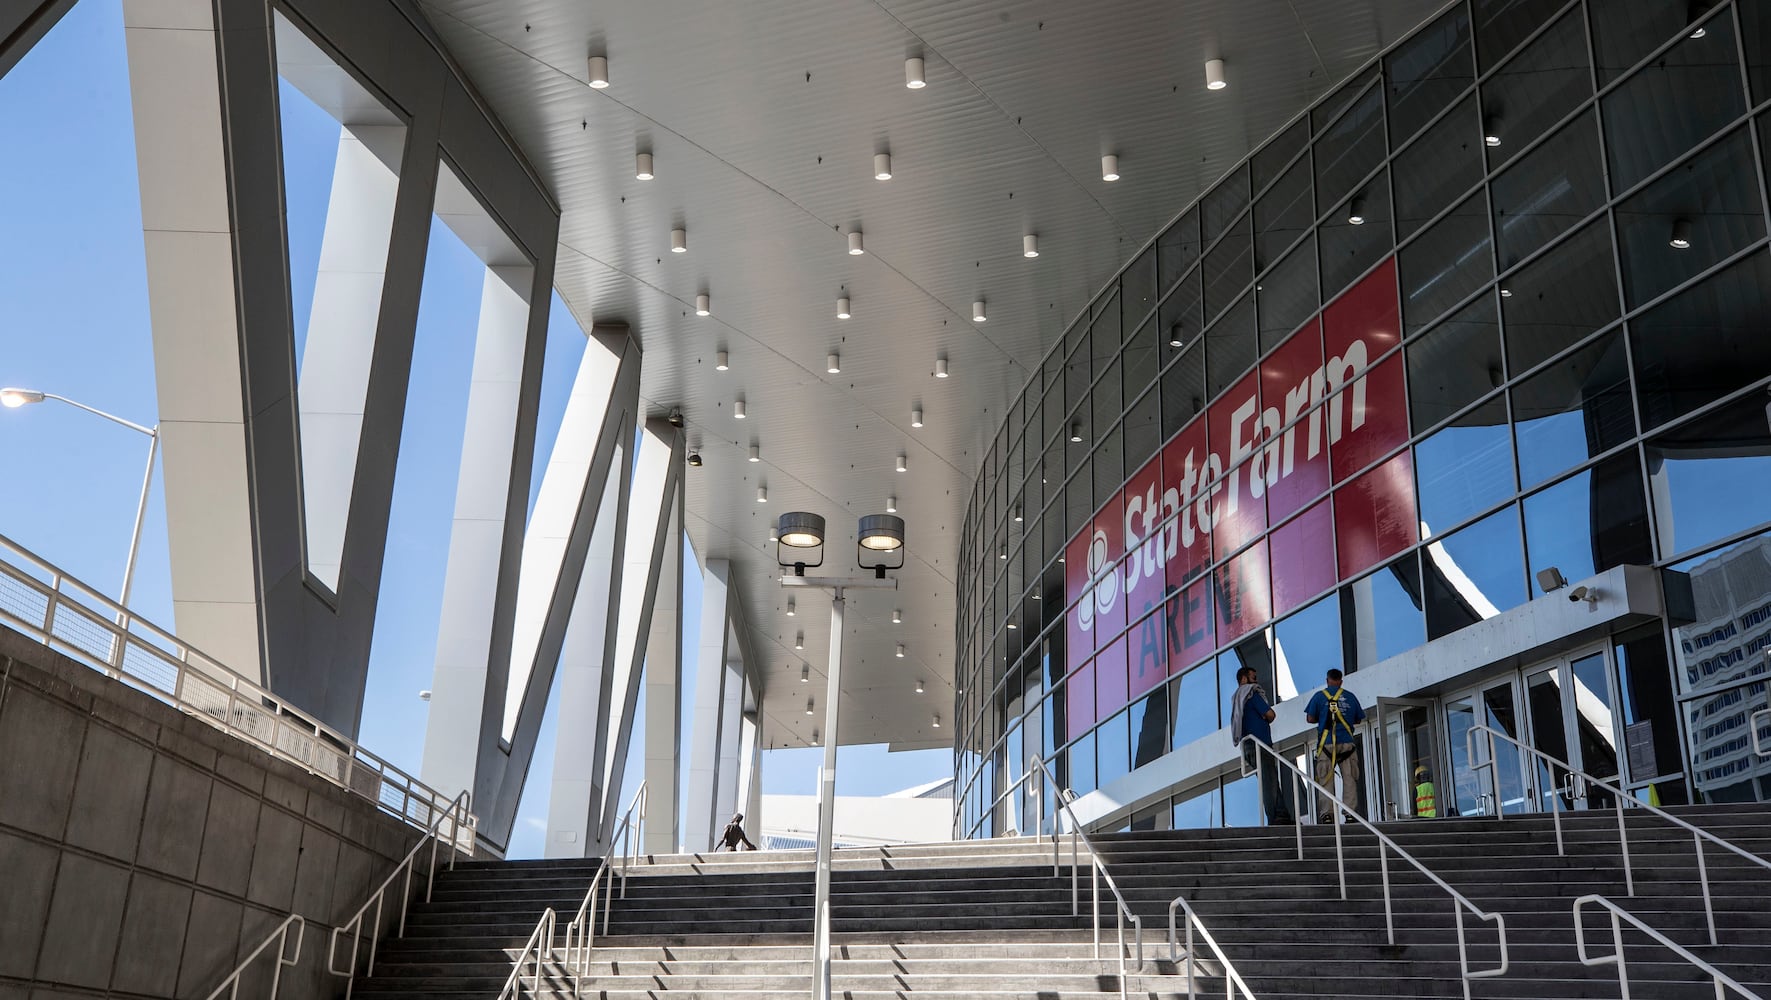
top-left (777, 510), bottom-right (905, 1000)
top-left (0, 388), bottom-right (159, 609)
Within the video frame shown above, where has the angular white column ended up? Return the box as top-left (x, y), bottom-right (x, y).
top-left (643, 481), bottom-right (685, 854)
top-left (685, 560), bottom-right (732, 851)
top-left (715, 657), bottom-right (745, 826)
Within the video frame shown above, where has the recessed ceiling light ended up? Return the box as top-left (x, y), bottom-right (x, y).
top-left (875, 153), bottom-right (892, 180)
top-left (837, 295), bottom-right (851, 320)
top-left (1205, 58), bottom-right (1226, 91)
top-left (696, 293), bottom-right (711, 316)
top-left (1670, 218), bottom-right (1693, 249)
top-left (972, 300), bottom-right (987, 323)
top-left (896, 454), bottom-right (908, 473)
top-left (734, 398), bottom-right (747, 419)
top-left (935, 357), bottom-right (950, 378)
top-left (715, 350), bottom-right (729, 371)
top-left (748, 444), bottom-right (760, 463)
top-left (588, 55), bottom-right (610, 89)
top-left (756, 485), bottom-right (768, 503)
top-left (1101, 154), bottom-right (1120, 182)
top-left (1347, 196), bottom-right (1366, 226)
top-left (848, 232), bottom-right (865, 255)
top-left (886, 495), bottom-right (897, 513)
top-left (1023, 234), bottom-right (1039, 258)
top-left (671, 228), bottom-right (687, 253)
top-left (911, 407), bottom-right (924, 428)
top-left (895, 643), bottom-right (906, 658)
top-left (905, 56), bottom-right (926, 89)
top-left (635, 151), bottom-right (654, 180)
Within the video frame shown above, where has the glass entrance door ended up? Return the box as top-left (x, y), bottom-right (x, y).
top-left (1375, 697), bottom-right (1440, 820)
top-left (1445, 678), bottom-right (1528, 816)
top-left (1525, 648), bottom-right (1622, 810)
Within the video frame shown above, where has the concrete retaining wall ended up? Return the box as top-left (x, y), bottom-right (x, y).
top-left (0, 626), bottom-right (425, 1000)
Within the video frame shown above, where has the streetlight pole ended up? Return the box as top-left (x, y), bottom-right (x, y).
top-left (1, 388), bottom-right (159, 608)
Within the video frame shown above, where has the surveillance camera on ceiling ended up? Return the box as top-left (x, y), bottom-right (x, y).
top-left (1568, 585), bottom-right (1597, 606)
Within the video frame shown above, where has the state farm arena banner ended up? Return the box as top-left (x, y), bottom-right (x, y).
top-left (1061, 258), bottom-right (1415, 737)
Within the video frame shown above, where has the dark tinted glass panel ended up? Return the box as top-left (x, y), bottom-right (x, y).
top-left (1523, 452), bottom-right (1652, 596)
top-left (1615, 127), bottom-right (1765, 309)
top-left (1043, 351), bottom-right (1066, 442)
top-left (1094, 355), bottom-right (1122, 429)
top-left (1480, 8), bottom-right (1592, 167)
top-left (1408, 295), bottom-right (1503, 428)
top-left (1206, 293), bottom-right (1258, 398)
top-left (1314, 84), bottom-right (1385, 212)
top-left (1255, 155), bottom-right (1313, 271)
top-left (1162, 267), bottom-right (1204, 354)
top-left (1491, 111), bottom-right (1605, 267)
top-left (1415, 398), bottom-right (1515, 535)
top-left (1067, 460), bottom-right (1092, 535)
top-left (1513, 330), bottom-right (1635, 488)
top-left (1394, 93), bottom-right (1484, 241)
top-left (1065, 339), bottom-right (1090, 425)
top-left (1314, 67), bottom-right (1379, 133)
top-left (1592, 0), bottom-right (1725, 84)
top-left (1258, 234), bottom-right (1319, 353)
top-left (1748, 3), bottom-right (1771, 104)
top-left (1645, 392), bottom-right (1771, 558)
top-left (1093, 426), bottom-right (1123, 504)
top-left (1320, 168), bottom-right (1392, 298)
top-left (1252, 117), bottom-right (1310, 195)
top-left (1160, 208), bottom-right (1202, 294)
top-left (1341, 554), bottom-right (1425, 670)
top-left (1630, 250), bottom-right (1771, 431)
top-left (1613, 625), bottom-right (1683, 788)
top-left (1129, 689), bottom-right (1169, 769)
top-left (1162, 343), bottom-right (1206, 438)
top-left (1273, 593), bottom-right (1341, 699)
top-left (1501, 219), bottom-right (1619, 375)
top-left (1387, 6), bottom-right (1475, 146)
top-left (1423, 504), bottom-right (1526, 640)
top-left (1473, 0), bottom-right (1568, 71)
top-left (1123, 245), bottom-right (1159, 328)
top-left (1204, 211), bottom-right (1254, 319)
top-left (1203, 167), bottom-right (1251, 245)
top-left (1171, 662), bottom-right (1219, 749)
top-left (1601, 14), bottom-right (1745, 193)
top-left (1401, 191), bottom-right (1493, 334)
top-left (1125, 317), bottom-right (1161, 412)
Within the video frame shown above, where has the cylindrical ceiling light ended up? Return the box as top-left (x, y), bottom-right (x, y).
top-left (1101, 154), bottom-right (1120, 182)
top-left (848, 231), bottom-right (865, 255)
top-left (695, 293), bottom-right (711, 316)
top-left (800, 664), bottom-right (810, 683)
top-left (635, 151), bottom-right (654, 180)
top-left (671, 228), bottom-right (687, 253)
top-left (972, 300), bottom-right (987, 323)
top-left (895, 454), bottom-right (908, 473)
top-left (733, 397), bottom-right (747, 419)
top-left (1484, 115), bottom-right (1502, 147)
top-left (837, 295), bottom-right (852, 319)
top-left (1013, 505), bottom-right (1023, 523)
top-left (1070, 421), bottom-right (1084, 443)
top-left (1023, 234), bottom-right (1039, 258)
top-left (911, 407), bottom-right (924, 428)
top-left (874, 152), bottom-right (893, 180)
top-left (587, 55), bottom-right (610, 89)
top-left (1205, 58), bottom-right (1227, 91)
top-left (905, 56), bottom-right (926, 89)
top-left (1169, 323), bottom-right (1185, 348)
top-left (892, 608), bottom-right (903, 624)
top-left (1006, 619), bottom-right (1018, 630)
top-left (778, 511), bottom-right (826, 548)
top-left (1670, 218), bottom-right (1693, 249)
top-left (827, 353), bottom-right (842, 374)
top-left (715, 350), bottom-right (730, 371)
top-left (895, 643), bottom-right (906, 658)
top-left (748, 444), bottom-right (760, 463)
top-left (1347, 196), bottom-right (1366, 226)
top-left (768, 525), bottom-right (779, 543)
top-left (915, 678), bottom-right (924, 693)
top-left (931, 714), bottom-right (940, 728)
top-left (934, 357), bottom-right (949, 378)
top-left (859, 513), bottom-right (905, 551)
top-left (794, 631), bottom-right (804, 650)
top-left (806, 697), bottom-right (815, 716)
top-left (786, 596), bottom-right (797, 616)
top-left (756, 485), bottom-right (768, 503)
top-left (886, 495), bottom-right (897, 513)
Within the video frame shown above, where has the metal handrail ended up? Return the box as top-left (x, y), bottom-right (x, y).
top-left (497, 907), bottom-right (558, 1000)
top-left (1167, 896), bottom-right (1258, 1000)
top-left (1574, 894), bottom-right (1765, 1000)
top-left (0, 532), bottom-right (473, 845)
top-left (1026, 754), bottom-right (1143, 1000)
top-left (1752, 709), bottom-right (1770, 758)
top-left (1468, 723), bottom-right (1771, 946)
top-left (1240, 737), bottom-right (1508, 1000)
top-left (206, 914), bottom-right (304, 1000)
top-left (327, 789), bottom-right (474, 999)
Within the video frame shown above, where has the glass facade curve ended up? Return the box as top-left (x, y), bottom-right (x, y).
top-left (955, 0), bottom-right (1771, 837)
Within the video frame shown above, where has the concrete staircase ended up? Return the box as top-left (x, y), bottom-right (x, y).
top-left (350, 805), bottom-right (1771, 1000)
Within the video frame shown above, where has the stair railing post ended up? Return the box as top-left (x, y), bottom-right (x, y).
top-left (1379, 841), bottom-right (1393, 945)
top-left (1614, 792), bottom-right (1634, 897)
top-left (1694, 831), bottom-right (1716, 946)
top-left (1331, 796), bottom-right (1346, 901)
top-left (1092, 860), bottom-right (1100, 960)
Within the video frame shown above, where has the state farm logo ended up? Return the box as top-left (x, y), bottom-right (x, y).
top-left (1077, 529), bottom-right (1118, 632)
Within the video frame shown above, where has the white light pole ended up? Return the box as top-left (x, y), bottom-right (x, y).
top-left (775, 511), bottom-right (905, 1000)
top-left (1, 388), bottom-right (159, 609)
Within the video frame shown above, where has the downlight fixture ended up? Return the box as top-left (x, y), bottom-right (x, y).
top-left (972, 300), bottom-right (987, 323)
top-left (874, 153), bottom-right (893, 180)
top-left (892, 609), bottom-right (903, 624)
top-left (1205, 58), bottom-right (1227, 91)
top-left (635, 151), bottom-right (654, 180)
top-left (756, 486), bottom-right (768, 504)
top-left (1347, 196), bottom-right (1366, 226)
top-left (800, 664), bottom-right (810, 683)
top-left (671, 228), bottom-right (687, 253)
top-left (905, 56), bottom-right (926, 89)
top-left (827, 353), bottom-right (842, 374)
top-left (1670, 218), bottom-right (1693, 250)
top-left (715, 350), bottom-right (729, 371)
top-left (695, 293), bottom-right (710, 316)
top-left (733, 397), bottom-right (747, 419)
top-left (1484, 115), bottom-right (1501, 147)
top-left (1023, 234), bottom-right (1039, 258)
top-left (795, 631), bottom-right (804, 650)
top-left (748, 444), bottom-right (760, 463)
top-left (895, 643), bottom-right (906, 658)
top-left (911, 407), bottom-right (924, 428)
top-left (587, 55), bottom-right (609, 89)
top-left (895, 454), bottom-right (908, 473)
top-left (1169, 322), bottom-right (1185, 348)
top-left (1101, 154), bottom-right (1120, 182)
top-left (837, 295), bottom-right (851, 319)
top-left (786, 596), bottom-right (796, 616)
top-left (848, 231), bottom-right (865, 255)
top-left (931, 714), bottom-right (940, 729)
top-left (935, 357), bottom-right (950, 378)
top-left (806, 698), bottom-right (815, 716)
top-left (1070, 421), bottom-right (1084, 443)
top-left (915, 678), bottom-right (924, 693)
top-left (886, 495), bottom-right (897, 513)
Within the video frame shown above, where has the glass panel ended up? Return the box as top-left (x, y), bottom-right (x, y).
top-left (1393, 93), bottom-right (1484, 241)
top-left (1159, 208), bottom-right (1202, 295)
top-left (1252, 117), bottom-right (1310, 195)
top-left (1407, 295), bottom-right (1503, 428)
top-left (1170, 662), bottom-right (1219, 750)
top-left (1222, 771), bottom-right (1263, 827)
top-left (1415, 397), bottom-right (1514, 535)
top-left (1341, 554), bottom-right (1426, 670)
top-left (1202, 166), bottom-right (1251, 246)
top-left (1162, 343), bottom-right (1207, 439)
top-left (1490, 111), bottom-right (1605, 268)
top-left (1614, 127), bottom-right (1765, 310)
top-left (1096, 709), bottom-right (1131, 788)
top-left (1667, 530), bottom-right (1771, 803)
top-left (1258, 233), bottom-right (1319, 353)
top-left (1512, 330), bottom-right (1634, 489)
top-left (1645, 392), bottom-right (1771, 560)
top-left (1629, 249), bottom-right (1771, 431)
top-left (1254, 155), bottom-right (1313, 271)
top-left (1571, 651), bottom-right (1621, 795)
top-left (1172, 781), bottom-right (1221, 829)
top-left (1124, 382), bottom-right (1161, 473)
top-left (1522, 454), bottom-right (1653, 597)
top-left (1601, 12), bottom-right (1745, 193)
top-left (1313, 85), bottom-right (1385, 214)
top-left (1401, 190), bottom-right (1492, 334)
top-left (1065, 731), bottom-right (1097, 796)
top-left (1501, 219), bottom-right (1619, 376)
top-left (1614, 626), bottom-right (1684, 790)
top-left (1422, 504), bottom-right (1526, 640)
top-left (1093, 426), bottom-right (1123, 508)
top-left (1592, 0), bottom-right (1717, 83)
top-left (1336, 451), bottom-right (1420, 580)
top-left (1205, 293), bottom-right (1258, 399)
top-left (1472, 0), bottom-right (1569, 72)
top-left (1130, 688), bottom-right (1169, 769)
top-left (1093, 355), bottom-right (1122, 431)
top-left (1161, 268), bottom-right (1205, 355)
top-left (1204, 210), bottom-right (1254, 319)
top-left (1313, 68), bottom-right (1379, 134)
top-left (1386, 5), bottom-right (1476, 147)
top-left (1272, 593), bottom-right (1340, 703)
top-left (1526, 668), bottom-right (1572, 810)
top-left (1123, 245), bottom-right (1159, 329)
top-left (1065, 335), bottom-right (1091, 424)
top-left (1479, 7), bottom-right (1591, 167)
top-left (1319, 168), bottom-right (1392, 299)
top-left (1748, 3), bottom-right (1771, 105)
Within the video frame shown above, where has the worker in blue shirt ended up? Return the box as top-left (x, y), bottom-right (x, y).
top-left (1231, 665), bottom-right (1293, 824)
top-left (1304, 669), bottom-right (1365, 823)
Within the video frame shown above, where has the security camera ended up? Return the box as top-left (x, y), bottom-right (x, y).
top-left (1568, 585), bottom-right (1597, 605)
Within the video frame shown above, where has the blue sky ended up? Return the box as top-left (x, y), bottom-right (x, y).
top-left (2, 0), bottom-right (949, 857)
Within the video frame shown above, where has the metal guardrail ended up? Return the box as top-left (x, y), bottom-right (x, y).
top-left (1574, 894), bottom-right (1764, 1000)
top-left (1468, 723), bottom-right (1771, 946)
top-left (500, 907), bottom-right (558, 1000)
top-left (206, 914), bottom-right (304, 1000)
top-left (1240, 737), bottom-right (1509, 1000)
top-left (0, 533), bottom-right (473, 849)
top-left (1025, 754), bottom-right (1143, 1000)
top-left (1167, 896), bottom-right (1258, 1000)
top-left (328, 790), bottom-right (475, 999)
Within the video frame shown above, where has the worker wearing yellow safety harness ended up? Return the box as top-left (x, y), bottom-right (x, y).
top-left (1303, 669), bottom-right (1366, 823)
